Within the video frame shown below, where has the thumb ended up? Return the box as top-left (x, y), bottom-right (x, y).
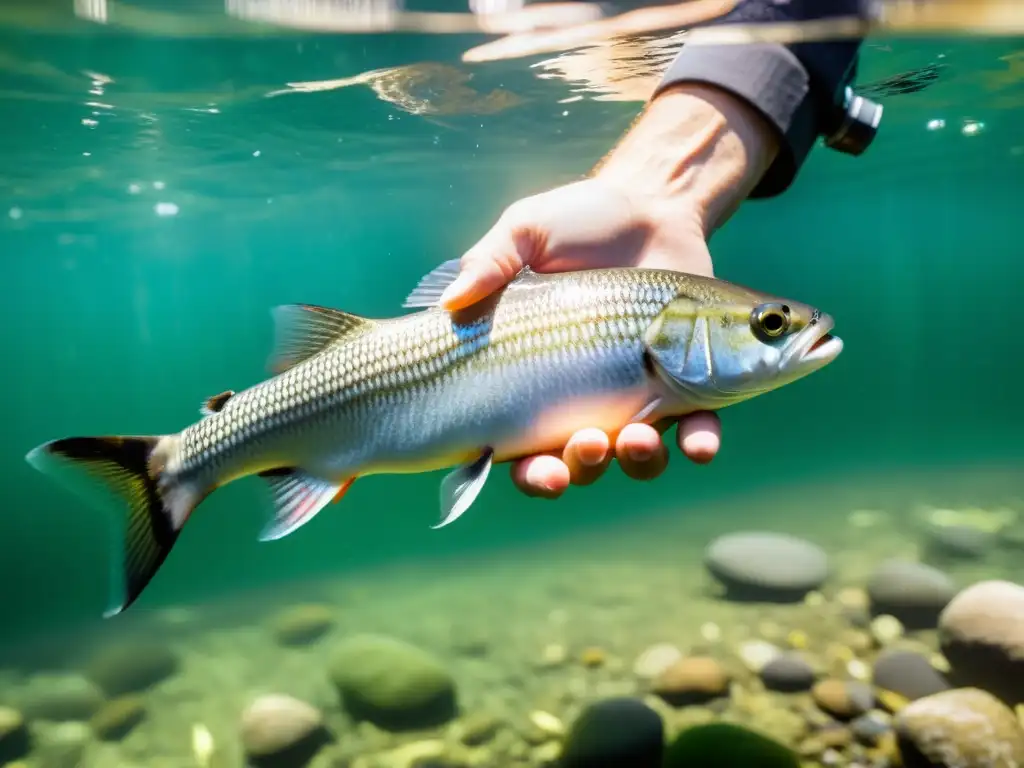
top-left (440, 210), bottom-right (540, 312)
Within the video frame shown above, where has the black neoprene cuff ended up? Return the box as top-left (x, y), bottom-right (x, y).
top-left (656, 2), bottom-right (865, 197)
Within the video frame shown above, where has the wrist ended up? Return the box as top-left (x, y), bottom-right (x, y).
top-left (593, 82), bottom-right (780, 238)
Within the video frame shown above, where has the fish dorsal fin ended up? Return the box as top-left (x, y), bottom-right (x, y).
top-left (200, 390), bottom-right (235, 417)
top-left (256, 468), bottom-right (355, 542)
top-left (268, 304), bottom-right (375, 374)
top-left (403, 258), bottom-right (462, 309)
top-left (403, 259), bottom-right (541, 309)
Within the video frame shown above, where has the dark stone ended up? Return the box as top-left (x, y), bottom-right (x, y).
top-left (704, 532), bottom-right (828, 603)
top-left (866, 560), bottom-right (956, 630)
top-left (84, 640), bottom-right (179, 696)
top-left (760, 653), bottom-right (816, 693)
top-left (872, 650), bottom-right (949, 701)
top-left (559, 697), bottom-right (663, 768)
top-left (925, 524), bottom-right (995, 561)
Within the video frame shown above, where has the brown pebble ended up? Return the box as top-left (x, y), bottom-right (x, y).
top-left (812, 679), bottom-right (874, 720)
top-left (651, 657), bottom-right (730, 707)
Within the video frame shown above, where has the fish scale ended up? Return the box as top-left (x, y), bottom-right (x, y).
top-left (26, 260), bottom-right (842, 616)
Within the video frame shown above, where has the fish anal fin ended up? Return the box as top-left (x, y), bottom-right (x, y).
top-left (200, 390), bottom-right (235, 417)
top-left (433, 448), bottom-right (493, 530)
top-left (257, 468), bottom-right (347, 541)
top-left (24, 433), bottom-right (201, 617)
top-left (268, 304), bottom-right (375, 375)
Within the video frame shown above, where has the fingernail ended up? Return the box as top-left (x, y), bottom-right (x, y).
top-left (628, 445), bottom-right (654, 462)
top-left (579, 450), bottom-right (603, 467)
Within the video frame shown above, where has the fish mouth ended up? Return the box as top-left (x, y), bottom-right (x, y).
top-left (783, 313), bottom-right (843, 370)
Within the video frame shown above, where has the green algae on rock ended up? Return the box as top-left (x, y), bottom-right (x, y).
top-left (82, 639), bottom-right (179, 696)
top-left (663, 722), bottom-right (800, 768)
top-left (328, 634), bottom-right (457, 731)
top-left (268, 604), bottom-right (336, 647)
top-left (88, 695), bottom-right (146, 741)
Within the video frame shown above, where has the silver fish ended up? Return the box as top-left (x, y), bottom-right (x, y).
top-left (26, 260), bottom-right (843, 615)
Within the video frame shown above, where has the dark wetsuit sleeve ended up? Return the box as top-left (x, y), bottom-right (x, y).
top-left (655, 0), bottom-right (866, 198)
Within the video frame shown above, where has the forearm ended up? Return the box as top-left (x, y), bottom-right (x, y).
top-left (595, 1), bottom-right (868, 240)
top-left (595, 82), bottom-right (780, 238)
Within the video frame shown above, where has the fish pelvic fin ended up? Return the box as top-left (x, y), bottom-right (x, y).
top-left (268, 304), bottom-right (376, 374)
top-left (25, 434), bottom-right (203, 618)
top-left (200, 390), bottom-right (235, 417)
top-left (434, 448), bottom-right (493, 530)
top-left (257, 468), bottom-right (354, 542)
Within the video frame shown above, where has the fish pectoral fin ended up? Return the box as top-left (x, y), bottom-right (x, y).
top-left (200, 390), bottom-right (235, 417)
top-left (433, 448), bottom-right (493, 530)
top-left (403, 259), bottom-right (542, 309)
top-left (257, 468), bottom-right (353, 541)
top-left (268, 305), bottom-right (376, 374)
top-left (630, 396), bottom-right (664, 424)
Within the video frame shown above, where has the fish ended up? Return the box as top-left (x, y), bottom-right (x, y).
top-left (25, 260), bottom-right (843, 616)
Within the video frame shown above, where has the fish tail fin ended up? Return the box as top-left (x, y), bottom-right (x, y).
top-left (25, 433), bottom-right (203, 617)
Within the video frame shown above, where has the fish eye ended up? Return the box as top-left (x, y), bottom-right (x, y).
top-left (752, 303), bottom-right (791, 340)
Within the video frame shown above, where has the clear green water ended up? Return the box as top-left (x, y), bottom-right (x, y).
top-left (1, 4), bottom-right (1023, 764)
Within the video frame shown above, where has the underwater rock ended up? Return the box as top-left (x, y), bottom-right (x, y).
top-left (797, 723), bottom-right (853, 758)
top-left (894, 688), bottom-right (1024, 768)
top-left (33, 720), bottom-right (93, 768)
top-left (872, 650), bottom-right (950, 702)
top-left (663, 722), bottom-right (799, 768)
top-left (17, 673), bottom-right (106, 722)
top-left (650, 656), bottom-right (730, 706)
top-left (0, 706), bottom-right (31, 764)
top-left (938, 580), bottom-right (1024, 705)
top-left (83, 639), bottom-right (179, 696)
top-left (811, 679), bottom-right (875, 720)
top-left (849, 711), bottom-right (893, 746)
top-left (89, 695), bottom-right (146, 741)
top-left (704, 532), bottom-right (829, 602)
top-left (454, 712), bottom-right (502, 746)
top-left (924, 523), bottom-right (996, 561)
top-left (866, 560), bottom-right (956, 629)
top-left (240, 694), bottom-right (332, 768)
top-left (328, 634), bottom-right (457, 731)
top-left (760, 652), bottom-right (816, 693)
top-left (268, 604), bottom-right (336, 647)
top-left (559, 697), bottom-right (664, 768)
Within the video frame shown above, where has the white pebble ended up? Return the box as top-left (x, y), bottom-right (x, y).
top-left (700, 622), bottom-right (722, 642)
top-left (529, 710), bottom-right (565, 738)
top-left (847, 658), bottom-right (870, 680)
top-left (540, 643), bottom-right (567, 666)
top-left (738, 640), bottom-right (782, 673)
top-left (870, 614), bottom-right (905, 645)
top-left (633, 643), bottom-right (683, 679)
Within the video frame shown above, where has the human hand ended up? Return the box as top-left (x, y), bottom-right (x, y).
top-left (439, 177), bottom-right (722, 498)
